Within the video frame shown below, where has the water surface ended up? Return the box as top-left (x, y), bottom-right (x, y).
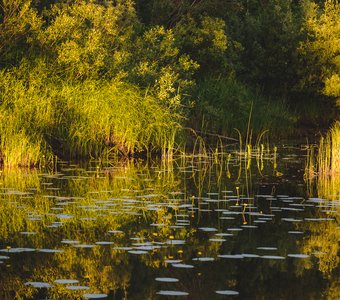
top-left (0, 145), bottom-right (339, 299)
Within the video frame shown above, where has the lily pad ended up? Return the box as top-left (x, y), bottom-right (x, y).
top-left (83, 294), bottom-right (108, 299)
top-left (172, 263), bottom-right (194, 268)
top-left (215, 290), bottom-right (239, 296)
top-left (155, 277), bottom-right (179, 283)
top-left (66, 285), bottom-right (90, 290)
top-left (261, 255), bottom-right (285, 260)
top-left (287, 254), bottom-right (310, 258)
top-left (25, 282), bottom-right (52, 288)
top-left (54, 279), bottom-right (79, 284)
top-left (156, 290), bottom-right (189, 296)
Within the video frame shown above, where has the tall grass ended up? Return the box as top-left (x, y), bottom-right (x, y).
top-left (58, 80), bottom-right (182, 158)
top-left (191, 77), bottom-right (297, 137)
top-left (0, 64), bottom-right (183, 167)
top-left (317, 121), bottom-right (340, 200)
top-left (304, 121), bottom-right (340, 200)
top-left (0, 67), bottom-right (55, 167)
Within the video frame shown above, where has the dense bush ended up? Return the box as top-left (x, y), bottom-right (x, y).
top-left (0, 0), bottom-right (338, 166)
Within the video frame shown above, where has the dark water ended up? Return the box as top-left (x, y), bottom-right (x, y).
top-left (0, 145), bottom-right (339, 299)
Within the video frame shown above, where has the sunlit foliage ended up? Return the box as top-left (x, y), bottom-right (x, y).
top-left (299, 0), bottom-right (340, 105)
top-left (0, 0), bottom-right (338, 166)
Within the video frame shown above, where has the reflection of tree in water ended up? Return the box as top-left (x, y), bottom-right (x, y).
top-left (298, 212), bottom-right (339, 277)
top-left (0, 153), bottom-right (338, 299)
top-left (303, 220), bottom-right (339, 300)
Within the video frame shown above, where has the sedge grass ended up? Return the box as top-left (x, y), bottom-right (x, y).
top-left (304, 121), bottom-right (340, 200)
top-left (317, 121), bottom-right (340, 200)
top-left (0, 65), bottom-right (183, 167)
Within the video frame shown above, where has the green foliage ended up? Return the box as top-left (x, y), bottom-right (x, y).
top-left (39, 0), bottom-right (138, 79)
top-left (130, 25), bottom-right (198, 105)
top-left (0, 64), bottom-right (54, 167)
top-left (298, 0), bottom-right (340, 105)
top-left (237, 0), bottom-right (300, 91)
top-left (57, 79), bottom-right (183, 157)
top-left (174, 15), bottom-right (230, 76)
top-left (0, 60), bottom-right (184, 166)
top-left (0, 0), bottom-right (338, 166)
top-left (191, 77), bottom-right (296, 136)
top-left (0, 0), bottom-right (43, 66)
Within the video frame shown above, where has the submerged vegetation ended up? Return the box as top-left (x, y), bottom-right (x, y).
top-left (0, 0), bottom-right (339, 166)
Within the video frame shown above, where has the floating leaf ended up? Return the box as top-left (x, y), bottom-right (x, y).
top-left (156, 290), bottom-right (189, 296)
top-left (215, 290), bottom-right (239, 295)
top-left (155, 278), bottom-right (179, 282)
top-left (83, 294), bottom-right (108, 299)
top-left (287, 254), bottom-right (310, 258)
top-left (54, 279), bottom-right (79, 284)
top-left (66, 285), bottom-right (89, 290)
top-left (25, 282), bottom-right (52, 288)
top-left (172, 263), bottom-right (194, 268)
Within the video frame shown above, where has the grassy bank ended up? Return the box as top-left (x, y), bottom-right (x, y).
top-left (0, 66), bottom-right (298, 167)
top-left (1, 0), bottom-right (338, 167)
top-left (0, 66), bottom-right (182, 167)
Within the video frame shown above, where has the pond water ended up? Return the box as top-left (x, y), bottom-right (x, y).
top-left (0, 145), bottom-right (339, 299)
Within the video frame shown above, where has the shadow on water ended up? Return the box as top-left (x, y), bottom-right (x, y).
top-left (0, 144), bottom-right (338, 299)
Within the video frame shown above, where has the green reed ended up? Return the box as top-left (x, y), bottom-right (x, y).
top-left (304, 121), bottom-right (340, 200)
top-left (0, 65), bottom-right (183, 167)
top-left (317, 121), bottom-right (340, 200)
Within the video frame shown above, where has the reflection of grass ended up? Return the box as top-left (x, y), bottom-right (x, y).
top-left (1, 150), bottom-right (337, 299)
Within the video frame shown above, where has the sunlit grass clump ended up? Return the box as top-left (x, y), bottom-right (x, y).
top-left (317, 121), bottom-right (340, 200)
top-left (0, 65), bottom-right (182, 167)
top-left (0, 68), bottom-right (55, 167)
top-left (57, 80), bottom-right (182, 158)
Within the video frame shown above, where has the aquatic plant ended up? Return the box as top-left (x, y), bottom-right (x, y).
top-left (317, 121), bottom-right (340, 200)
top-left (304, 121), bottom-right (340, 200)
